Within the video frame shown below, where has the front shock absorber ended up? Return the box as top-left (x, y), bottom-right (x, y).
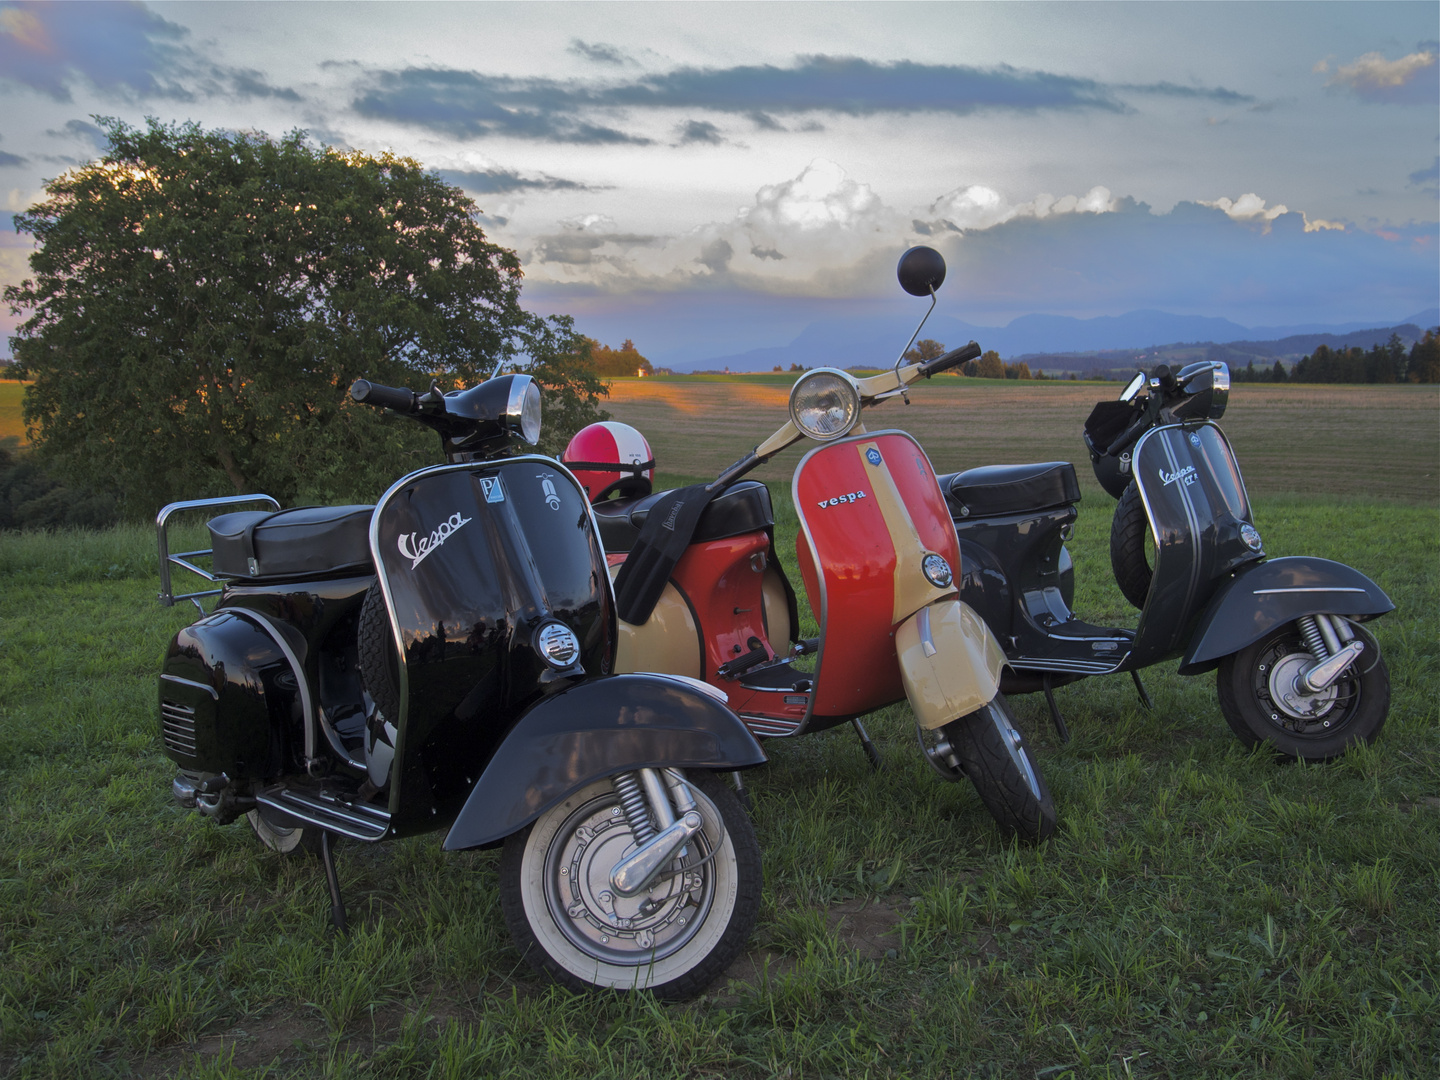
top-left (1297, 615), bottom-right (1328, 660)
top-left (611, 771), bottom-right (656, 845)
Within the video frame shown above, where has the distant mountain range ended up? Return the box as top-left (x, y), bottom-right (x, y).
top-left (679, 307), bottom-right (1440, 373)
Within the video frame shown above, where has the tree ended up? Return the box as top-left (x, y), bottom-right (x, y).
top-left (5, 117), bottom-right (603, 512)
top-left (1408, 330), bottom-right (1440, 383)
top-left (975, 350), bottom-right (1005, 379)
top-left (1270, 360), bottom-right (1288, 383)
top-left (587, 337), bottom-right (654, 377)
top-left (902, 338), bottom-right (945, 364)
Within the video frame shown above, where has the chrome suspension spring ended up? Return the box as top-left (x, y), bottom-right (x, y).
top-left (611, 771), bottom-right (655, 844)
top-left (1296, 615), bottom-right (1329, 660)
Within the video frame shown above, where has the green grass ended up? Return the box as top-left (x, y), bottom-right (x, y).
top-left (0, 380), bottom-right (28, 444)
top-left (1, 458), bottom-right (1437, 1076)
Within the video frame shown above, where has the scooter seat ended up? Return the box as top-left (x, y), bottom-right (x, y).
top-left (939, 462), bottom-right (1080, 518)
top-left (208, 505), bottom-right (375, 580)
top-left (591, 480), bottom-right (773, 554)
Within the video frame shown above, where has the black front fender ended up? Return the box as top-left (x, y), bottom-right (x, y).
top-left (1179, 556), bottom-right (1393, 675)
top-left (442, 674), bottom-right (765, 851)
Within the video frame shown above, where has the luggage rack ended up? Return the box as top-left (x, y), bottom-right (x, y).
top-left (156, 494), bottom-right (280, 612)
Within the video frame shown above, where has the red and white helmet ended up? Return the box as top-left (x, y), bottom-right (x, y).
top-left (562, 422), bottom-right (655, 502)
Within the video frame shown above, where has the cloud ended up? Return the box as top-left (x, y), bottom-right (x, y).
top-left (0, 135), bottom-right (24, 167)
top-left (347, 55), bottom-right (1249, 142)
top-left (0, 0), bottom-right (189, 100)
top-left (925, 184), bottom-right (1117, 232)
top-left (696, 237), bottom-right (733, 272)
top-left (439, 168), bottom-right (596, 195)
top-left (1200, 192), bottom-right (1345, 233)
top-left (1408, 156), bottom-right (1439, 189)
top-left (1319, 50), bottom-right (1438, 103)
top-left (46, 118), bottom-right (109, 151)
top-left (352, 68), bottom-right (652, 143)
top-left (0, 1), bottom-right (302, 104)
top-left (569, 40), bottom-right (632, 66)
top-left (531, 216), bottom-right (662, 266)
top-left (676, 119), bottom-right (724, 145)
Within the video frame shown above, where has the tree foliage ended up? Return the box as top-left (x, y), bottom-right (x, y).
top-left (1290, 332), bottom-right (1436, 384)
top-left (902, 338), bottom-right (946, 365)
top-left (5, 117), bottom-right (604, 512)
top-left (586, 337), bottom-right (653, 377)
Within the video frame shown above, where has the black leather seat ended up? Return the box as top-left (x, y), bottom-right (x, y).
top-left (591, 480), bottom-right (774, 553)
top-left (208, 505), bottom-right (374, 580)
top-left (938, 462), bottom-right (1080, 519)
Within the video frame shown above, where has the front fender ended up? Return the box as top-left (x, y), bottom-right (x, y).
top-left (442, 674), bottom-right (765, 851)
top-left (896, 598), bottom-right (1007, 730)
top-left (1179, 556), bottom-right (1393, 676)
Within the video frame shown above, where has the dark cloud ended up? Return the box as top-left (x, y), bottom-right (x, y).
top-left (697, 238), bottom-right (733, 271)
top-left (439, 168), bottom-right (597, 194)
top-left (352, 68), bottom-right (652, 143)
top-left (229, 70), bottom-right (302, 102)
top-left (1408, 157), bottom-right (1439, 186)
top-left (0, 148), bottom-right (25, 167)
top-left (749, 245), bottom-right (784, 261)
top-left (533, 230), bottom-right (660, 265)
top-left (47, 119), bottom-right (110, 151)
top-left (347, 55), bottom-right (1251, 142)
top-left (1117, 81), bottom-right (1253, 103)
top-left (569, 40), bottom-right (631, 66)
top-left (677, 119), bottom-right (723, 145)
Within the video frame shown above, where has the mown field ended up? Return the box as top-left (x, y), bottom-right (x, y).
top-left (0, 380), bottom-right (28, 443)
top-left (0, 380), bottom-right (1436, 1079)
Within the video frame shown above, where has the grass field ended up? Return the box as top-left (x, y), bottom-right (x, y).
top-left (0, 380), bottom-right (28, 444)
top-left (0, 381), bottom-right (1436, 1078)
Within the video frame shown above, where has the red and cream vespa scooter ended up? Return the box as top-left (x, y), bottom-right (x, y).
top-left (573, 249), bottom-right (1057, 841)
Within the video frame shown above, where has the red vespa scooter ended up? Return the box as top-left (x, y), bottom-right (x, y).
top-left (567, 250), bottom-right (1057, 841)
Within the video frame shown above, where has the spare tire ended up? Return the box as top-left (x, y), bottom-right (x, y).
top-left (357, 582), bottom-right (401, 724)
top-left (1109, 483), bottom-right (1153, 609)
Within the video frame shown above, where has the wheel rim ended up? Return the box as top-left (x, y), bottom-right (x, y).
top-left (1251, 634), bottom-right (1362, 738)
top-left (916, 723), bottom-right (966, 782)
top-left (541, 790), bottom-right (716, 966)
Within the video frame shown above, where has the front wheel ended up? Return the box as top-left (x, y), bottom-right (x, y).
top-left (499, 770), bottom-right (760, 999)
top-left (942, 695), bottom-right (1057, 842)
top-left (1216, 620), bottom-right (1389, 761)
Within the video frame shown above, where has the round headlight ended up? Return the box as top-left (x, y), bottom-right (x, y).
top-left (503, 374), bottom-right (542, 445)
top-left (789, 368), bottom-right (860, 441)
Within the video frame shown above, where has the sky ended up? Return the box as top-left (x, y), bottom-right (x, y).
top-left (1, 0), bottom-right (1437, 366)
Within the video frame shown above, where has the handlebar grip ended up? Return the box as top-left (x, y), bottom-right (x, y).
top-left (1106, 414), bottom-right (1148, 457)
top-left (350, 379), bottom-right (418, 413)
top-left (918, 340), bottom-right (982, 377)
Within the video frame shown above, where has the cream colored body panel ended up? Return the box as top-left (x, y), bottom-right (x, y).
top-left (609, 567), bottom-right (703, 678)
top-left (760, 565), bottom-right (792, 648)
top-left (896, 599), bottom-right (1007, 730)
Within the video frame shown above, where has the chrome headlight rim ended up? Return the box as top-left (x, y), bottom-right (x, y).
top-left (788, 367), bottom-right (862, 442)
top-left (506, 373), bottom-right (543, 445)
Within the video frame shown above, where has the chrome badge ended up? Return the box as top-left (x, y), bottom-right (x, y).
top-left (1241, 523), bottom-right (1264, 552)
top-left (536, 623), bottom-right (581, 667)
top-left (922, 553), bottom-right (953, 588)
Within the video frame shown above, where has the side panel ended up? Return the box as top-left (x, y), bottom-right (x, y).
top-left (441, 674), bottom-right (766, 850)
top-left (158, 611), bottom-right (292, 778)
top-left (1130, 422), bottom-right (1263, 667)
top-left (608, 557), bottom-right (704, 679)
top-left (372, 460), bottom-right (615, 835)
top-left (1179, 556), bottom-right (1394, 674)
top-left (793, 431), bottom-right (957, 720)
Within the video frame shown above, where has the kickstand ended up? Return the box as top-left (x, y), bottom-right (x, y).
top-left (321, 831), bottom-right (348, 935)
top-left (731, 770), bottom-right (753, 813)
top-left (852, 718), bottom-right (882, 771)
top-left (1130, 669), bottom-right (1154, 711)
top-left (1042, 675), bottom-right (1072, 745)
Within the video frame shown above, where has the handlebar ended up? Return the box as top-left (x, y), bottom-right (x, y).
top-left (350, 379), bottom-right (418, 414)
top-left (917, 341), bottom-right (981, 378)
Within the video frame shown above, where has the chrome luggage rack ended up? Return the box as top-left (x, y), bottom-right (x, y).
top-left (156, 494), bottom-right (280, 612)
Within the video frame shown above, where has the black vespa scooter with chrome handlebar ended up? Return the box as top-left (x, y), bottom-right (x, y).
top-left (155, 372), bottom-right (765, 999)
top-left (932, 332), bottom-right (1394, 761)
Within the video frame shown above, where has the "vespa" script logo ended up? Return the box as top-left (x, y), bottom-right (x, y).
top-left (1158, 465), bottom-right (1198, 488)
top-left (817, 490), bottom-right (867, 509)
top-left (398, 511), bottom-right (472, 569)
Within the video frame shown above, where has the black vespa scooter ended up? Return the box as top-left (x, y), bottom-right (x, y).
top-left (155, 371), bottom-right (765, 999)
top-left (934, 359), bottom-right (1394, 762)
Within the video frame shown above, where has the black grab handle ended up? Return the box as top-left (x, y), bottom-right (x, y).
top-left (350, 379), bottom-right (418, 413)
top-left (918, 341), bottom-right (981, 378)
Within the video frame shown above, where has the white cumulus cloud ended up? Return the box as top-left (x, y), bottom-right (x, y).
top-left (1319, 50), bottom-right (1438, 102)
top-left (927, 184), bottom-right (1116, 231)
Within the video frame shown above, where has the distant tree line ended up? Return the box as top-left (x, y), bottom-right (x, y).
top-left (1287, 332), bottom-right (1438, 384)
top-left (585, 338), bottom-right (654, 377)
top-left (902, 340), bottom-right (1058, 380)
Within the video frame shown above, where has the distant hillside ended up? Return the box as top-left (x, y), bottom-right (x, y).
top-left (683, 307), bottom-right (1440, 373)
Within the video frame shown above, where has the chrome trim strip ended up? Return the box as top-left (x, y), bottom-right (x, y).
top-left (918, 604), bottom-right (937, 657)
top-left (160, 673), bottom-right (220, 701)
top-left (1252, 587), bottom-right (1367, 595)
top-left (1012, 656), bottom-right (1126, 675)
